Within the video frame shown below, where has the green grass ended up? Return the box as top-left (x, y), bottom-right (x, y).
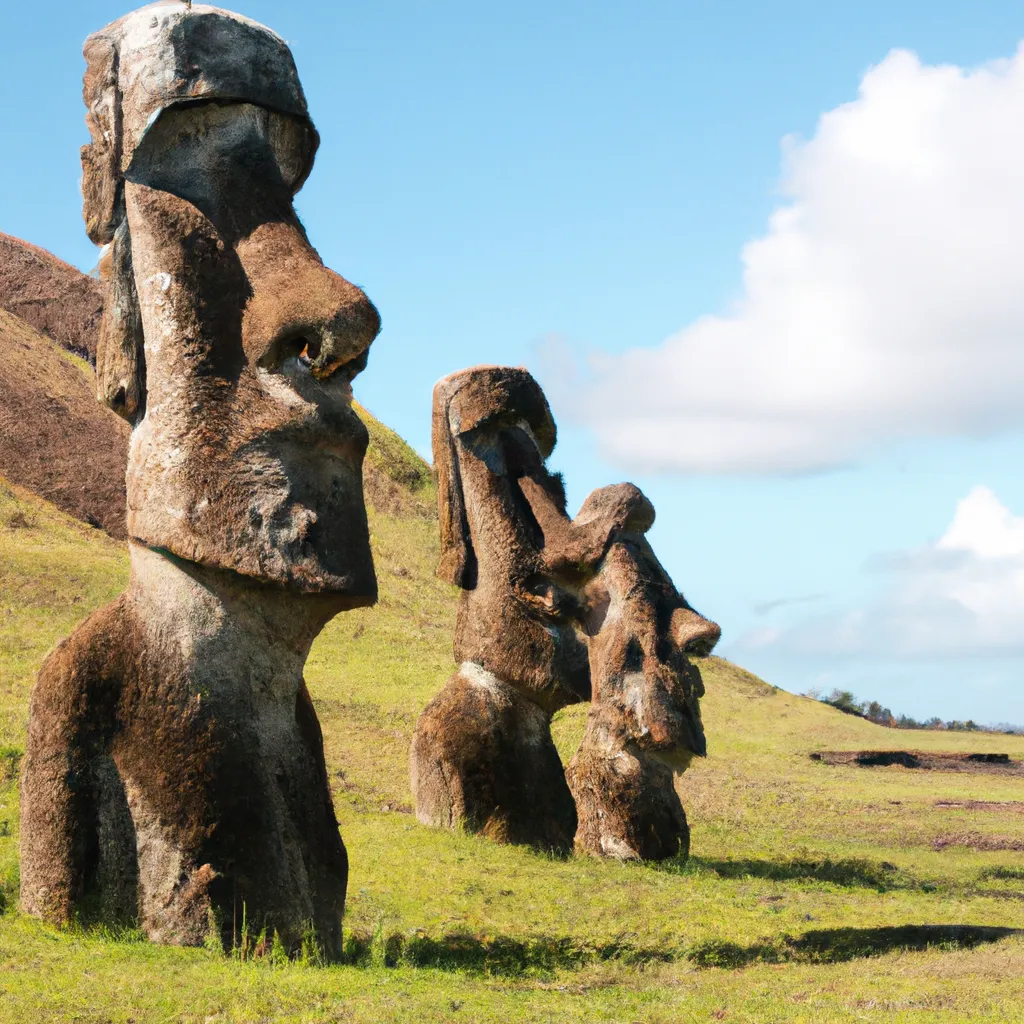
top-left (0, 479), bottom-right (128, 746)
top-left (355, 401), bottom-right (434, 498)
top-left (0, 470), bottom-right (1023, 1022)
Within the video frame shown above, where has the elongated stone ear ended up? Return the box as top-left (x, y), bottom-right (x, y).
top-left (433, 379), bottom-right (475, 587)
top-left (96, 220), bottom-right (145, 424)
top-left (267, 110), bottom-right (320, 194)
top-left (81, 32), bottom-right (122, 246)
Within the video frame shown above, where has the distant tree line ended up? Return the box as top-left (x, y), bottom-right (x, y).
top-left (805, 688), bottom-right (1023, 735)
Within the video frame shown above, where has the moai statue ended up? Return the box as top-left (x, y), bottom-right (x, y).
top-left (410, 367), bottom-right (635, 852)
top-left (19, 3), bottom-right (380, 956)
top-left (566, 486), bottom-right (720, 861)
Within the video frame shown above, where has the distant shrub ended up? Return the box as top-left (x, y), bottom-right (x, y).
top-left (807, 690), bottom-right (1019, 735)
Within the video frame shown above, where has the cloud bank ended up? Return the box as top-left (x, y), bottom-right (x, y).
top-left (741, 486), bottom-right (1024, 659)
top-left (579, 46), bottom-right (1024, 473)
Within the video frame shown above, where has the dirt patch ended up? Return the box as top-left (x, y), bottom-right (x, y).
top-left (932, 832), bottom-right (1024, 852)
top-left (0, 234), bottom-right (103, 362)
top-left (810, 750), bottom-right (1024, 776)
top-left (0, 309), bottom-right (128, 537)
top-left (935, 800), bottom-right (1024, 813)
top-left (5, 510), bottom-right (32, 530)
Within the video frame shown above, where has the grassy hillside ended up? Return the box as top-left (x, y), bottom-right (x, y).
top-left (0, 456), bottom-right (1022, 1023)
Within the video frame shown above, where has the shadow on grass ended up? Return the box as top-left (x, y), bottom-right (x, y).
top-left (661, 855), bottom-right (909, 890)
top-left (344, 924), bottom-right (1020, 976)
top-left (979, 866), bottom-right (1024, 881)
top-left (689, 925), bottom-right (1021, 968)
top-left (345, 932), bottom-right (675, 975)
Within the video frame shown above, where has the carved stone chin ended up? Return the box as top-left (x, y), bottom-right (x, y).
top-left (20, 3), bottom-right (379, 956)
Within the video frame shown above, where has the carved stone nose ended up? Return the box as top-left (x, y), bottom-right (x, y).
top-left (238, 222), bottom-right (381, 381)
top-left (261, 283), bottom-right (380, 382)
top-left (671, 607), bottom-right (721, 656)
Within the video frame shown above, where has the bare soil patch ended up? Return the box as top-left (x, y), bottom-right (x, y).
top-left (935, 800), bottom-right (1024, 813)
top-left (811, 749), bottom-right (1024, 776)
top-left (932, 832), bottom-right (1024, 852)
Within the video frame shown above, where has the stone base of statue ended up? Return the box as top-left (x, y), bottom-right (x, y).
top-left (411, 662), bottom-right (577, 853)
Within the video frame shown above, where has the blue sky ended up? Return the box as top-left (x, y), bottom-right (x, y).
top-left (4, 1), bottom-right (1024, 725)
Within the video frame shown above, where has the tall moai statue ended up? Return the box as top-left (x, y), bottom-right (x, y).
top-left (411, 366), bottom-right (720, 860)
top-left (566, 487), bottom-right (720, 861)
top-left (409, 368), bottom-right (585, 851)
top-left (19, 3), bottom-right (380, 956)
top-left (410, 368), bottom-right (664, 851)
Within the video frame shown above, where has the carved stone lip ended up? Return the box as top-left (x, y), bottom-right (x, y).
top-left (269, 409), bottom-right (369, 465)
top-left (647, 747), bottom-right (698, 772)
top-left (641, 713), bottom-right (708, 763)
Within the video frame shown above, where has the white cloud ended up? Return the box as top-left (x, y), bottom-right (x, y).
top-left (938, 485), bottom-right (1024, 557)
top-left (752, 593), bottom-right (825, 616)
top-left (577, 46), bottom-right (1024, 474)
top-left (741, 486), bottom-right (1024, 658)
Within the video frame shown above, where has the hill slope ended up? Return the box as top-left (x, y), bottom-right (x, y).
top-left (0, 309), bottom-right (129, 537)
top-left (0, 234), bottom-right (103, 362)
top-left (0, 472), bottom-right (1021, 1022)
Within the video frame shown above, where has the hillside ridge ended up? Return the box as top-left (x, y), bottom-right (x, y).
top-left (0, 234), bottom-right (103, 362)
top-left (0, 309), bottom-right (129, 537)
top-left (1, 240), bottom-right (1022, 1022)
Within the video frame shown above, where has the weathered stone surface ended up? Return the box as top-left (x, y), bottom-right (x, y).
top-left (567, 499), bottom-right (720, 861)
top-left (21, 547), bottom-right (350, 947)
top-left (432, 367), bottom-right (590, 711)
top-left (411, 662), bottom-right (577, 850)
top-left (413, 368), bottom-right (585, 851)
top-left (20, 4), bottom-right (379, 957)
top-left (412, 365), bottom-right (720, 860)
top-left (81, 2), bottom-right (317, 246)
top-left (0, 250), bottom-right (422, 534)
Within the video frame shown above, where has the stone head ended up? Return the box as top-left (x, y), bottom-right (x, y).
top-left (83, 3), bottom-right (379, 600)
top-left (433, 366), bottom-right (592, 711)
top-left (579, 485), bottom-right (721, 765)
